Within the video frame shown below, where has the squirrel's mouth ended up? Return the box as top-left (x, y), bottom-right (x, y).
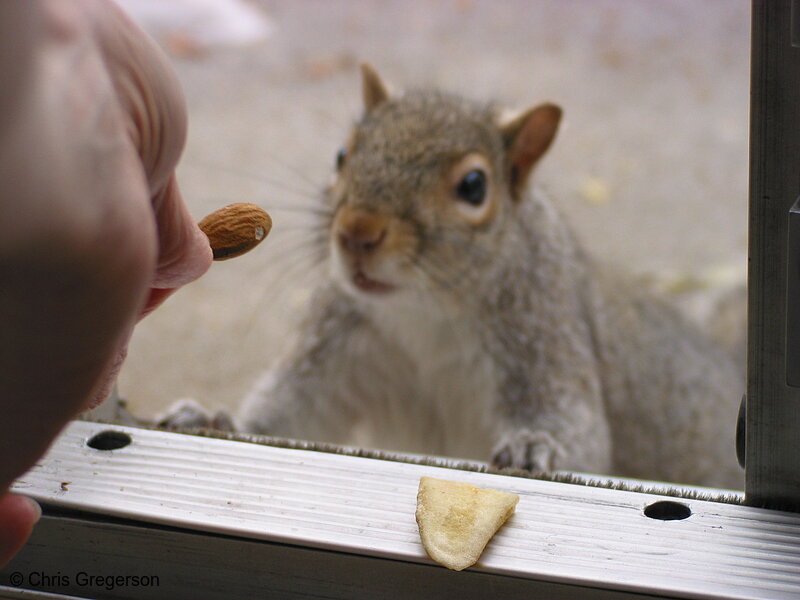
top-left (352, 270), bottom-right (396, 295)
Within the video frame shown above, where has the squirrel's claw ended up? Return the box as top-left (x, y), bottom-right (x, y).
top-left (491, 429), bottom-right (566, 473)
top-left (156, 398), bottom-right (235, 432)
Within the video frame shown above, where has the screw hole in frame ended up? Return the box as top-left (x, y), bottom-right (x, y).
top-left (86, 430), bottom-right (132, 451)
top-left (643, 500), bottom-right (692, 521)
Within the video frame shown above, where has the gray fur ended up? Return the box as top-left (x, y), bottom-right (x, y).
top-left (235, 80), bottom-right (743, 489)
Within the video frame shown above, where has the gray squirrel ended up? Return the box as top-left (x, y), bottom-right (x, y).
top-left (167, 64), bottom-right (743, 489)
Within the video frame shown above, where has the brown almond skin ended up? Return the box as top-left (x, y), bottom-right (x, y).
top-left (198, 203), bottom-right (272, 261)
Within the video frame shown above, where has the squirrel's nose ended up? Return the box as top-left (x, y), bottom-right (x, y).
top-left (336, 210), bottom-right (388, 255)
top-left (338, 227), bottom-right (386, 255)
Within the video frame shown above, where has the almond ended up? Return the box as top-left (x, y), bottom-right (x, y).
top-left (198, 203), bottom-right (272, 260)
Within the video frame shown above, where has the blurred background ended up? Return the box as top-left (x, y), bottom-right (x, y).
top-left (114, 0), bottom-right (750, 420)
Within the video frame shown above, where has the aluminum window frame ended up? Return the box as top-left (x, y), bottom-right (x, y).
top-left (4, 1), bottom-right (800, 598)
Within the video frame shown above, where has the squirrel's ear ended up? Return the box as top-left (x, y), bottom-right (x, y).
top-left (361, 62), bottom-right (390, 114)
top-left (501, 103), bottom-right (562, 198)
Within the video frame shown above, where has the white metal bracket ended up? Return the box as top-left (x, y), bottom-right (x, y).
top-left (2, 421), bottom-right (800, 599)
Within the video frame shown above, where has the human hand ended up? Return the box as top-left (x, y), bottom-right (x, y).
top-left (0, 496), bottom-right (41, 568)
top-left (0, 0), bottom-right (212, 566)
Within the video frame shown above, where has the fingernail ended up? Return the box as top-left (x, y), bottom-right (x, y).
top-left (22, 497), bottom-right (42, 524)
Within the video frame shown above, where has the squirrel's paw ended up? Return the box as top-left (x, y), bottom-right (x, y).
top-left (156, 398), bottom-right (235, 431)
top-left (490, 429), bottom-right (566, 473)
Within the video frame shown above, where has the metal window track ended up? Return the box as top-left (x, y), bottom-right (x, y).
top-left (3, 421), bottom-right (800, 599)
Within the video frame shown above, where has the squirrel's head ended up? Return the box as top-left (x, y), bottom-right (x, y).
top-left (326, 63), bottom-right (561, 304)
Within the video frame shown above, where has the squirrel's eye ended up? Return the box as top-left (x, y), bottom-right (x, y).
top-left (456, 169), bottom-right (487, 206)
top-left (335, 148), bottom-right (347, 171)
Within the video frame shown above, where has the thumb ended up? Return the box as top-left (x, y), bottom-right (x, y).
top-left (88, 176), bottom-right (213, 408)
top-left (0, 495), bottom-right (41, 568)
top-left (149, 175), bottom-right (212, 291)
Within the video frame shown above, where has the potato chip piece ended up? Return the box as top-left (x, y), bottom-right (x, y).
top-left (415, 476), bottom-right (519, 571)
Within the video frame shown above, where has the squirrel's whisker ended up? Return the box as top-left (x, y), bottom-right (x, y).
top-left (186, 159), bottom-right (320, 198)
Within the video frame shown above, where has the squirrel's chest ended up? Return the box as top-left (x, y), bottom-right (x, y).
top-left (370, 309), bottom-right (497, 459)
top-left (383, 307), bottom-right (490, 383)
